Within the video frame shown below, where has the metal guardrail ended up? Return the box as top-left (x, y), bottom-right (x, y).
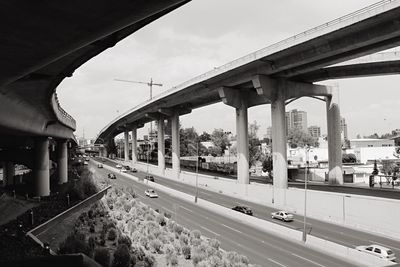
top-left (51, 92), bottom-right (77, 131)
top-left (97, 0), bottom-right (400, 139)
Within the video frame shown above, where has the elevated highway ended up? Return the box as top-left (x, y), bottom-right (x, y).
top-left (0, 0), bottom-right (191, 196)
top-left (96, 0), bottom-right (400, 199)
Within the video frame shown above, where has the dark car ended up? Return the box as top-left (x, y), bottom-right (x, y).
top-left (232, 206), bottom-right (253, 216)
top-left (131, 168), bottom-right (138, 173)
top-left (123, 165), bottom-right (131, 171)
top-left (108, 173), bottom-right (116, 179)
top-left (145, 175), bottom-right (154, 182)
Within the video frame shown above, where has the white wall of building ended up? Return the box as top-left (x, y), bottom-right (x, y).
top-left (354, 147), bottom-right (397, 164)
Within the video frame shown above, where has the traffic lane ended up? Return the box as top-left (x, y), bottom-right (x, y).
top-left (92, 163), bottom-right (357, 267)
top-left (95, 159), bottom-right (400, 258)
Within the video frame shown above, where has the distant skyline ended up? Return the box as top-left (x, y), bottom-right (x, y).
top-left (57, 0), bottom-right (400, 140)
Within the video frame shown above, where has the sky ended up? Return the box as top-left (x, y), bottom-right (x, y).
top-left (57, 0), bottom-right (400, 140)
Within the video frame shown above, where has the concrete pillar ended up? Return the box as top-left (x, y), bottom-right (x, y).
top-left (57, 139), bottom-right (68, 184)
top-left (124, 129), bottom-right (129, 162)
top-left (157, 117), bottom-right (165, 175)
top-left (326, 96), bottom-right (343, 184)
top-left (131, 127), bottom-right (138, 165)
top-left (171, 111), bottom-right (180, 177)
top-left (3, 161), bottom-right (15, 186)
top-left (236, 99), bottom-right (249, 184)
top-left (33, 138), bottom-right (50, 196)
top-left (271, 89), bottom-right (288, 189)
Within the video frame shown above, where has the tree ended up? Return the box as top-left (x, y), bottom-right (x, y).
top-left (287, 128), bottom-right (318, 148)
top-left (199, 131), bottom-right (211, 142)
top-left (248, 121), bottom-right (263, 168)
top-left (380, 160), bottom-right (398, 175)
top-left (211, 129), bottom-right (230, 156)
top-left (179, 127), bottom-right (207, 156)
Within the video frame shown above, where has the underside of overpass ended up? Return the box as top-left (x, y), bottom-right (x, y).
top-left (0, 0), bottom-right (191, 196)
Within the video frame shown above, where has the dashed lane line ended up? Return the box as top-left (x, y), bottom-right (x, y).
top-left (291, 253), bottom-right (326, 267)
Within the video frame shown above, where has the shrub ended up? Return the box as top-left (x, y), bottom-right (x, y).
top-left (112, 244), bottom-right (130, 267)
top-left (182, 245), bottom-right (191, 259)
top-left (156, 214), bottom-right (166, 226)
top-left (143, 253), bottom-right (155, 267)
top-left (192, 246), bottom-right (207, 266)
top-left (209, 238), bottom-right (220, 250)
top-left (118, 235), bottom-right (132, 248)
top-left (145, 214), bottom-right (155, 221)
top-left (164, 244), bottom-right (175, 256)
top-left (226, 251), bottom-right (250, 265)
top-left (94, 247), bottom-right (110, 267)
top-left (123, 202), bottom-right (132, 213)
top-left (190, 230), bottom-right (201, 240)
top-left (164, 211), bottom-right (172, 219)
top-left (169, 254), bottom-right (178, 266)
top-left (108, 228), bottom-right (117, 241)
top-left (149, 239), bottom-right (162, 254)
top-left (179, 235), bottom-right (188, 245)
top-left (173, 224), bottom-right (183, 236)
top-left (58, 232), bottom-right (90, 256)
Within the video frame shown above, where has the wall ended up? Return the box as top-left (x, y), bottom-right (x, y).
top-left (354, 147), bottom-right (397, 164)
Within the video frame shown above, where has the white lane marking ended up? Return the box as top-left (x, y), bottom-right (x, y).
top-left (200, 226), bottom-right (220, 237)
top-left (221, 223), bottom-right (243, 234)
top-left (201, 192), bottom-right (212, 196)
top-left (268, 258), bottom-right (288, 267)
top-left (179, 205), bottom-right (194, 213)
top-left (318, 234), bottom-right (355, 247)
top-left (368, 240), bottom-right (400, 251)
top-left (291, 253), bottom-right (325, 267)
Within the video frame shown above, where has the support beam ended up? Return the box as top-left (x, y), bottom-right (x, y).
top-left (3, 161), bottom-right (15, 186)
top-left (131, 127), bottom-right (138, 165)
top-left (271, 88), bottom-right (288, 189)
top-left (124, 129), bottom-right (129, 162)
top-left (326, 96), bottom-right (343, 185)
top-left (33, 138), bottom-right (50, 197)
top-left (57, 139), bottom-right (68, 184)
top-left (236, 99), bottom-right (249, 184)
top-left (171, 111), bottom-right (180, 178)
top-left (157, 117), bottom-right (165, 175)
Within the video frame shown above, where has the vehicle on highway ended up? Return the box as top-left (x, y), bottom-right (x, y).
top-left (97, 164), bottom-right (103, 168)
top-left (145, 175), bottom-right (155, 182)
top-left (123, 165), bottom-right (130, 171)
top-left (232, 206), bottom-right (253, 216)
top-left (356, 244), bottom-right (396, 262)
top-left (108, 173), bottom-right (116, 179)
top-left (116, 164), bottom-right (122, 168)
top-left (131, 168), bottom-right (138, 173)
top-left (120, 168), bottom-right (128, 173)
top-left (145, 189), bottom-right (158, 198)
top-left (271, 211), bottom-right (294, 222)
top-left (83, 161), bottom-right (88, 165)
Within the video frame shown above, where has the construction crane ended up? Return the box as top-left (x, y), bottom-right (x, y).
top-left (114, 78), bottom-right (163, 155)
top-left (114, 78), bottom-right (162, 100)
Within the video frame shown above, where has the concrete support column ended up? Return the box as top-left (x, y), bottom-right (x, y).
top-left (171, 111), bottom-right (180, 177)
top-left (57, 139), bottom-right (68, 184)
top-left (157, 117), bottom-right (165, 175)
top-left (236, 99), bottom-right (249, 184)
top-left (326, 96), bottom-right (343, 184)
top-left (131, 127), bottom-right (138, 165)
top-left (271, 89), bottom-right (288, 189)
top-left (124, 129), bottom-right (129, 162)
top-left (33, 138), bottom-right (50, 196)
top-left (4, 161), bottom-right (15, 186)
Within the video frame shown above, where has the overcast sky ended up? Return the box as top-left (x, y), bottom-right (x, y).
top-left (57, 0), bottom-right (400, 140)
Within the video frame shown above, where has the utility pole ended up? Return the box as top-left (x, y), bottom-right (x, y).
top-left (114, 78), bottom-right (163, 153)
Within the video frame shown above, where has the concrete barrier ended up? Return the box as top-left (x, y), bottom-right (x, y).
top-left (102, 161), bottom-right (394, 267)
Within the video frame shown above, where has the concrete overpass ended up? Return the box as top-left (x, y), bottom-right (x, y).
top-left (0, 0), bottom-right (191, 196)
top-left (96, 0), bottom-right (400, 193)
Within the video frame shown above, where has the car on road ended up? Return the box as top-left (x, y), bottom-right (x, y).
top-left (271, 211), bottom-right (294, 222)
top-left (108, 173), bottom-right (116, 179)
top-left (116, 164), bottom-right (122, 168)
top-left (145, 175), bottom-right (155, 182)
top-left (97, 164), bottom-right (103, 168)
top-left (120, 168), bottom-right (128, 172)
top-left (145, 189), bottom-right (158, 198)
top-left (131, 168), bottom-right (138, 173)
top-left (123, 165), bottom-right (130, 171)
top-left (232, 206), bottom-right (253, 216)
top-left (83, 161), bottom-right (88, 165)
top-left (356, 244), bottom-right (396, 262)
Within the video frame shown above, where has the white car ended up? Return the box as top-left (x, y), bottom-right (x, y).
top-left (145, 189), bottom-right (158, 198)
top-left (356, 244), bottom-right (396, 262)
top-left (271, 211), bottom-right (294, 222)
top-left (116, 164), bottom-right (122, 168)
top-left (120, 168), bottom-right (127, 172)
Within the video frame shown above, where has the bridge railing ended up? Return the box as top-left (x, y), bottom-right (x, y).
top-left (97, 0), bottom-right (399, 139)
top-left (51, 92), bottom-right (76, 131)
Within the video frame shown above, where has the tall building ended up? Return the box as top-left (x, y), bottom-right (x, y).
top-left (286, 109), bottom-right (308, 134)
top-left (308, 126), bottom-right (321, 138)
top-left (340, 117), bottom-right (348, 141)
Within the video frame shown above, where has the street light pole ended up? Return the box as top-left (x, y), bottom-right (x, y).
top-left (195, 141), bottom-right (199, 203)
top-left (303, 145), bottom-right (311, 242)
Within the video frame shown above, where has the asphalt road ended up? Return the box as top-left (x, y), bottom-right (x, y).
top-left (90, 160), bottom-right (362, 267)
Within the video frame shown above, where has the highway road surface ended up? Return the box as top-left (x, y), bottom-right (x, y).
top-left (90, 160), bottom-right (362, 267)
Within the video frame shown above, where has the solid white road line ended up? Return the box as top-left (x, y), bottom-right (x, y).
top-left (179, 205), bottom-right (194, 213)
top-left (268, 258), bottom-right (288, 267)
top-left (291, 253), bottom-right (326, 267)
